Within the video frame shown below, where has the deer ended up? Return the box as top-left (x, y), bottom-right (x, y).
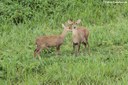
top-left (67, 19), bottom-right (90, 56)
top-left (34, 24), bottom-right (71, 58)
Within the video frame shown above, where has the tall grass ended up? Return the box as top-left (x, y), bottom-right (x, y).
top-left (1, 0), bottom-right (128, 25)
top-left (0, 0), bottom-right (128, 85)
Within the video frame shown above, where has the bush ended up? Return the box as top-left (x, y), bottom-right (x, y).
top-left (0, 0), bottom-right (128, 25)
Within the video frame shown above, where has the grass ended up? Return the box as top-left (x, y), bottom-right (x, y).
top-left (0, 17), bottom-right (128, 85)
top-left (0, 0), bottom-right (128, 85)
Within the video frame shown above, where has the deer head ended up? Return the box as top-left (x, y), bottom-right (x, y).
top-left (67, 19), bottom-right (81, 30)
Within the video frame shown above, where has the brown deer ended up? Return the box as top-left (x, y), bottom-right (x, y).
top-left (34, 24), bottom-right (71, 57)
top-left (67, 19), bottom-right (90, 56)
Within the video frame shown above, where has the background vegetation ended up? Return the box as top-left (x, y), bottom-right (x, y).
top-left (0, 0), bottom-right (128, 85)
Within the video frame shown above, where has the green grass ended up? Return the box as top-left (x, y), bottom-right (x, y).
top-left (0, 18), bottom-right (128, 85)
top-left (0, 0), bottom-right (128, 85)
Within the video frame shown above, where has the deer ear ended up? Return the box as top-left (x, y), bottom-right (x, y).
top-left (76, 19), bottom-right (81, 24)
top-left (68, 20), bottom-right (73, 24)
top-left (62, 24), bottom-right (65, 28)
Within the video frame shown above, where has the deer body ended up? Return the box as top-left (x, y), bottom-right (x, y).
top-left (34, 24), bottom-right (70, 57)
top-left (68, 20), bottom-right (90, 56)
top-left (72, 27), bottom-right (88, 43)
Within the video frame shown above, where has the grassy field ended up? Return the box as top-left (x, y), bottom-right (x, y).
top-left (0, 0), bottom-right (128, 85)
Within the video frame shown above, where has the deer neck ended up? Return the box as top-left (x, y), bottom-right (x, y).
top-left (60, 29), bottom-right (67, 39)
top-left (72, 29), bottom-right (78, 35)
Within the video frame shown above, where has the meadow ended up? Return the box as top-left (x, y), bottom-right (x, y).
top-left (0, 0), bottom-right (128, 85)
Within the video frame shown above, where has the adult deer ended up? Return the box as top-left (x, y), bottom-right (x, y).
top-left (34, 24), bottom-right (71, 57)
top-left (67, 19), bottom-right (90, 56)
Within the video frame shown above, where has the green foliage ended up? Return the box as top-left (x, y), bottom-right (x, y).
top-left (0, 18), bottom-right (128, 84)
top-left (0, 0), bottom-right (128, 85)
top-left (0, 0), bottom-right (128, 25)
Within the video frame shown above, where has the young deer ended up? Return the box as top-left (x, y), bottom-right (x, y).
top-left (34, 24), bottom-right (71, 57)
top-left (67, 19), bottom-right (90, 56)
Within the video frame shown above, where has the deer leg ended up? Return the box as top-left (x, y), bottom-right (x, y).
top-left (34, 49), bottom-right (37, 57)
top-left (56, 45), bottom-right (61, 55)
top-left (82, 42), bottom-right (87, 54)
top-left (85, 38), bottom-right (90, 55)
top-left (72, 43), bottom-right (76, 54)
top-left (34, 46), bottom-right (41, 58)
top-left (82, 37), bottom-right (90, 55)
top-left (73, 42), bottom-right (79, 56)
top-left (78, 43), bottom-right (81, 53)
top-left (76, 43), bottom-right (80, 56)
